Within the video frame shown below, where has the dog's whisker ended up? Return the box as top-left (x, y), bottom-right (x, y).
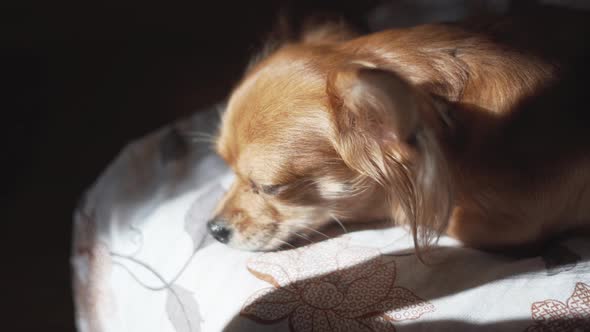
top-left (331, 214), bottom-right (349, 234)
top-left (299, 225), bottom-right (330, 239)
top-left (181, 132), bottom-right (217, 142)
top-left (274, 238), bottom-right (296, 249)
top-left (292, 232), bottom-right (314, 244)
top-left (187, 138), bottom-right (216, 144)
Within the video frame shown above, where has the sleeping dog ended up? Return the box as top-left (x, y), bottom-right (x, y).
top-left (207, 8), bottom-right (590, 254)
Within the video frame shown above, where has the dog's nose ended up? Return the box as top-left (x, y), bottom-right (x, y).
top-left (207, 218), bottom-right (232, 244)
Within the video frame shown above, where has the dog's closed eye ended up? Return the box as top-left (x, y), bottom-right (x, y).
top-left (262, 184), bottom-right (282, 195)
top-left (248, 180), bottom-right (260, 194)
top-left (249, 179), bottom-right (283, 196)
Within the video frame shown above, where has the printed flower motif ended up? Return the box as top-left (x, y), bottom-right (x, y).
top-left (525, 282), bottom-right (590, 332)
top-left (241, 238), bottom-right (434, 331)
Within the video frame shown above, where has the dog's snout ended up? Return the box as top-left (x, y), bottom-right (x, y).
top-left (207, 218), bottom-right (232, 244)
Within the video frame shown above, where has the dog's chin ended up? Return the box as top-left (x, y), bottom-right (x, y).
top-left (212, 209), bottom-right (384, 251)
top-left (222, 219), bottom-right (335, 252)
top-left (220, 235), bottom-right (274, 251)
top-left (221, 237), bottom-right (290, 252)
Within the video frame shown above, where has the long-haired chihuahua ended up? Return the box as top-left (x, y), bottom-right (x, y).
top-left (207, 7), bottom-right (590, 255)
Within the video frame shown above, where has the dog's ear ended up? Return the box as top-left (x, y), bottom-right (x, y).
top-left (327, 66), bottom-right (422, 181)
top-left (327, 65), bottom-right (454, 257)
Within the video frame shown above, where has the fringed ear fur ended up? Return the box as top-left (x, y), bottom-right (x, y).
top-left (327, 66), bottom-right (455, 260)
top-left (300, 17), bottom-right (359, 45)
top-left (247, 14), bottom-right (359, 72)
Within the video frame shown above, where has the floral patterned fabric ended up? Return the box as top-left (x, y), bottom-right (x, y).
top-left (71, 106), bottom-right (590, 332)
top-left (241, 238), bottom-right (435, 332)
top-left (525, 282), bottom-right (590, 332)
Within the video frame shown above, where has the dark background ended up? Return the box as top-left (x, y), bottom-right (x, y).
top-left (2, 1), bottom-right (379, 330)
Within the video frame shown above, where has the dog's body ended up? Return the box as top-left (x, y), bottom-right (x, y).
top-left (209, 8), bottom-right (590, 252)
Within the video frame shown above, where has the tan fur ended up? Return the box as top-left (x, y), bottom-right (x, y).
top-left (213, 9), bottom-right (590, 252)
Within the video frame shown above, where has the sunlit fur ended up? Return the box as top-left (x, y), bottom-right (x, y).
top-left (214, 8), bottom-right (590, 253)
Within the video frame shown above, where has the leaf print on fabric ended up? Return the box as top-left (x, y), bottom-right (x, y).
top-left (525, 282), bottom-right (590, 332)
top-left (336, 257), bottom-right (397, 315)
top-left (166, 285), bottom-right (203, 332)
top-left (379, 287), bottom-right (436, 322)
top-left (241, 237), bottom-right (434, 332)
top-left (242, 288), bottom-right (300, 322)
top-left (247, 251), bottom-right (300, 289)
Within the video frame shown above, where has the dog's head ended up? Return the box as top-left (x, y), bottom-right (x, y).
top-left (209, 36), bottom-right (453, 251)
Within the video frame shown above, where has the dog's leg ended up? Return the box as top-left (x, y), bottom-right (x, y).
top-left (446, 208), bottom-right (545, 252)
